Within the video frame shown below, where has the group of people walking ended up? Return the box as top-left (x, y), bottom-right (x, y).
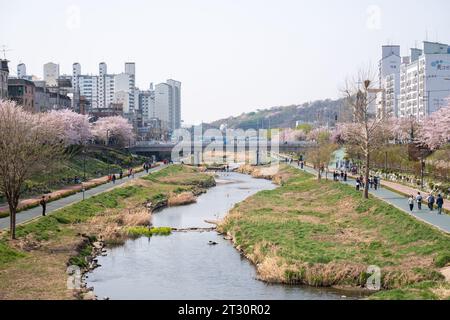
top-left (408, 192), bottom-right (445, 215)
top-left (355, 175), bottom-right (380, 191)
top-left (333, 170), bottom-right (348, 182)
top-left (297, 160), bottom-right (305, 170)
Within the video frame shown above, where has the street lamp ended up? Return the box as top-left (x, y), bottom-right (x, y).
top-left (82, 147), bottom-right (86, 181)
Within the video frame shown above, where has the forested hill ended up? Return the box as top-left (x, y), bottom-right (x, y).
top-left (208, 98), bottom-right (349, 130)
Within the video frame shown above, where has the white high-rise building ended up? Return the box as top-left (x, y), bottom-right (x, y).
top-left (377, 41), bottom-right (450, 120)
top-left (43, 62), bottom-right (60, 87)
top-left (376, 45), bottom-right (401, 118)
top-left (139, 87), bottom-right (156, 125)
top-left (114, 72), bottom-right (134, 113)
top-left (167, 79), bottom-right (182, 131)
top-left (98, 62), bottom-right (116, 109)
top-left (17, 63), bottom-right (27, 79)
top-left (155, 82), bottom-right (170, 128)
top-left (154, 79), bottom-right (182, 132)
top-left (398, 42), bottom-right (450, 119)
top-left (72, 63), bottom-right (81, 91)
top-left (72, 62), bottom-right (137, 113)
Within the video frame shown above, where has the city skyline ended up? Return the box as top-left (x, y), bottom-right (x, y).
top-left (2, 0), bottom-right (450, 124)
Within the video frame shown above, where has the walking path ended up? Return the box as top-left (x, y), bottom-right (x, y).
top-left (292, 162), bottom-right (450, 234)
top-left (0, 165), bottom-right (166, 231)
top-left (0, 168), bottom-right (142, 214)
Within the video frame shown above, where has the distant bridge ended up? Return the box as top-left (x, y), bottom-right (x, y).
top-left (129, 141), bottom-right (316, 160)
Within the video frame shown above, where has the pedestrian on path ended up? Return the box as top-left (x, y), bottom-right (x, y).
top-left (128, 168), bottom-right (132, 178)
top-left (416, 192), bottom-right (423, 210)
top-left (112, 174), bottom-right (116, 184)
top-left (40, 196), bottom-right (47, 217)
top-left (356, 179), bottom-right (360, 191)
top-left (408, 195), bottom-right (415, 212)
top-left (373, 176), bottom-right (378, 191)
top-left (119, 171), bottom-right (123, 180)
top-left (359, 176), bottom-right (365, 189)
top-left (344, 171), bottom-right (348, 182)
top-left (427, 194), bottom-right (435, 211)
top-left (437, 194), bottom-right (444, 215)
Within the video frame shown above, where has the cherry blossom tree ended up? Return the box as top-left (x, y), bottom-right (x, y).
top-left (390, 116), bottom-right (420, 144)
top-left (418, 105), bottom-right (450, 150)
top-left (307, 127), bottom-right (332, 143)
top-left (43, 109), bottom-right (92, 147)
top-left (331, 125), bottom-right (346, 145)
top-left (280, 128), bottom-right (307, 142)
top-left (0, 100), bottom-right (65, 239)
top-left (91, 116), bottom-right (135, 147)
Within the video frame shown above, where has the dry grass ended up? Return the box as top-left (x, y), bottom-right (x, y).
top-left (0, 235), bottom-right (82, 300)
top-left (168, 192), bottom-right (197, 207)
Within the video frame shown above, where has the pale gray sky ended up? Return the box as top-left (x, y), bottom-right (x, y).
top-left (1, 0), bottom-right (450, 124)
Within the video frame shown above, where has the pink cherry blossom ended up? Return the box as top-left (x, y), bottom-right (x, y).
top-left (418, 105), bottom-right (450, 150)
top-left (42, 109), bottom-right (92, 146)
top-left (91, 116), bottom-right (135, 146)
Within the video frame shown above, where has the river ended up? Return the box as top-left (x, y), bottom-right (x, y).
top-left (86, 172), bottom-right (364, 300)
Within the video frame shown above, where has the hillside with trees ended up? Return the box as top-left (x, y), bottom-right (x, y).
top-left (209, 98), bottom-right (351, 130)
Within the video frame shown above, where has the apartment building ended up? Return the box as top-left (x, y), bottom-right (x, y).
top-left (377, 41), bottom-right (450, 119)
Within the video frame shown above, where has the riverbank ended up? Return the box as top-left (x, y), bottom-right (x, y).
top-left (0, 165), bottom-right (215, 300)
top-left (218, 165), bottom-right (450, 300)
top-left (0, 146), bottom-right (149, 213)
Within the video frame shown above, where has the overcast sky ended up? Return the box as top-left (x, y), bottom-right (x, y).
top-left (1, 0), bottom-right (450, 124)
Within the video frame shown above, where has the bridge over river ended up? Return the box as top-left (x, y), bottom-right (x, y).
top-left (128, 141), bottom-right (317, 161)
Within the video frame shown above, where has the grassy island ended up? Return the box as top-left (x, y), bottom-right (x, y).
top-left (218, 165), bottom-right (450, 300)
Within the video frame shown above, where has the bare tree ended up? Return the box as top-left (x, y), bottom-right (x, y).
top-left (306, 129), bottom-right (337, 181)
top-left (0, 100), bottom-right (65, 239)
top-left (341, 69), bottom-right (391, 199)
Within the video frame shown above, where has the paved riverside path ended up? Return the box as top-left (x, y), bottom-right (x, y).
top-left (290, 162), bottom-right (450, 234)
top-left (0, 165), bottom-right (167, 231)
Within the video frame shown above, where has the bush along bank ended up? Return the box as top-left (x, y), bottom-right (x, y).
top-left (0, 165), bottom-right (216, 300)
top-left (218, 165), bottom-right (450, 300)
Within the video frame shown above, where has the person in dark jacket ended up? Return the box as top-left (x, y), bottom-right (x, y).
top-left (436, 194), bottom-right (444, 215)
top-left (427, 194), bottom-right (435, 211)
top-left (40, 196), bottom-right (47, 217)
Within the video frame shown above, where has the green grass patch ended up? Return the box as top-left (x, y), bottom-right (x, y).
top-left (0, 241), bottom-right (26, 267)
top-left (127, 226), bottom-right (172, 238)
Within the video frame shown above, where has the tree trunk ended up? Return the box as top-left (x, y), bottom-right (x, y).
top-left (364, 152), bottom-right (370, 199)
top-left (317, 167), bottom-right (321, 181)
top-left (8, 196), bottom-right (19, 240)
top-left (9, 205), bottom-right (16, 240)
